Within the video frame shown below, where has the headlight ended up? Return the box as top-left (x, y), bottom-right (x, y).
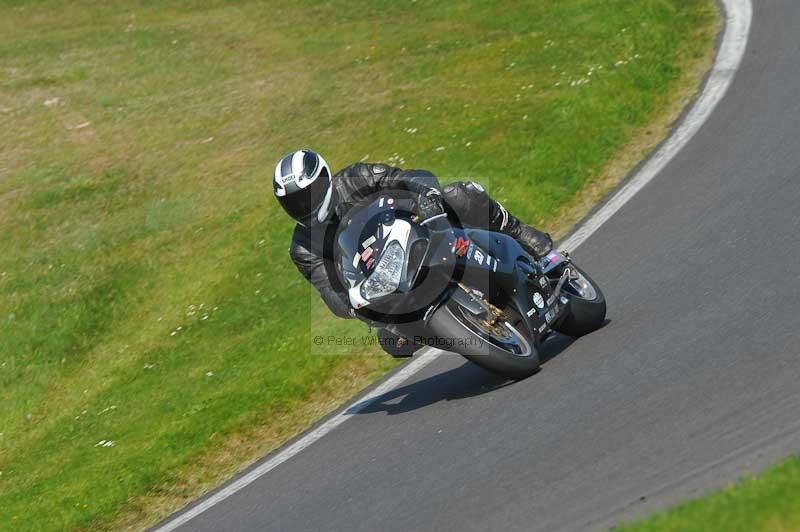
top-left (361, 241), bottom-right (405, 300)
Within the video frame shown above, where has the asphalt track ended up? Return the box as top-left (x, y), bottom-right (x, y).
top-left (157, 2), bottom-right (800, 530)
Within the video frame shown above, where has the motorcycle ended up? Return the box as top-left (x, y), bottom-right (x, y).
top-left (334, 194), bottom-right (606, 380)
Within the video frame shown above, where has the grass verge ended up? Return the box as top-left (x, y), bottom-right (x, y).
top-left (0, 0), bottom-right (717, 530)
top-left (620, 454), bottom-right (800, 531)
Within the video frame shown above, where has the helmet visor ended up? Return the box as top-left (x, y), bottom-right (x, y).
top-left (277, 168), bottom-right (331, 223)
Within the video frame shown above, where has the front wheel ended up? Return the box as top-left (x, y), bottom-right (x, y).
top-left (553, 265), bottom-right (606, 337)
top-left (426, 299), bottom-right (540, 380)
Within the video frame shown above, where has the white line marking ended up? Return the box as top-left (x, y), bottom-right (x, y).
top-left (155, 1), bottom-right (751, 528)
top-left (153, 349), bottom-right (443, 532)
top-left (561, 0), bottom-right (752, 252)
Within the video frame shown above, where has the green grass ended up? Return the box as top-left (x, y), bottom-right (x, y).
top-left (0, 0), bottom-right (716, 530)
top-left (620, 454), bottom-right (800, 531)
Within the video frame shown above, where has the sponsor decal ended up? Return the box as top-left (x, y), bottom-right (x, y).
top-left (538, 322), bottom-right (548, 334)
top-left (361, 235), bottom-right (377, 249)
top-left (372, 164), bottom-right (387, 174)
top-left (533, 292), bottom-right (545, 309)
top-left (526, 308), bottom-right (536, 317)
top-left (544, 303), bottom-right (559, 324)
top-left (539, 276), bottom-right (548, 288)
top-left (547, 295), bottom-right (555, 306)
top-left (453, 236), bottom-right (470, 257)
top-left (359, 247), bottom-right (376, 270)
top-left (281, 174), bottom-right (296, 184)
top-left (473, 249), bottom-right (485, 265)
top-left (560, 295), bottom-right (569, 305)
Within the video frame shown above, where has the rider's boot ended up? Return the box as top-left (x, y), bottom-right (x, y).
top-left (502, 215), bottom-right (553, 260)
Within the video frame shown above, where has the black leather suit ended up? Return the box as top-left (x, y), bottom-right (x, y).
top-left (289, 162), bottom-right (521, 319)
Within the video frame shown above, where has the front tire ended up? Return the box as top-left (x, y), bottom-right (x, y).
top-left (553, 265), bottom-right (606, 337)
top-left (427, 301), bottom-right (540, 380)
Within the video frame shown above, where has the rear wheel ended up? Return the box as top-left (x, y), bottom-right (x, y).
top-left (553, 265), bottom-right (606, 337)
top-left (427, 298), bottom-right (540, 380)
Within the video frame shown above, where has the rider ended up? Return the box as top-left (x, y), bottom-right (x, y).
top-left (273, 149), bottom-right (553, 353)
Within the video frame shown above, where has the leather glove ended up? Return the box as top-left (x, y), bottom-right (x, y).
top-left (417, 188), bottom-right (445, 220)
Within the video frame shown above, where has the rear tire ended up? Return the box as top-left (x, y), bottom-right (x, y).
top-left (427, 301), bottom-right (540, 380)
top-left (553, 265), bottom-right (606, 337)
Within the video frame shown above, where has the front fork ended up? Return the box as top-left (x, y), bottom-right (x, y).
top-left (551, 262), bottom-right (579, 300)
top-left (536, 250), bottom-right (578, 330)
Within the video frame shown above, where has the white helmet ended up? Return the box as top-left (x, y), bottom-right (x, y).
top-left (273, 149), bottom-right (334, 225)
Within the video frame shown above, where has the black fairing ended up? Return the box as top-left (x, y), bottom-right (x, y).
top-left (334, 196), bottom-right (566, 344)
